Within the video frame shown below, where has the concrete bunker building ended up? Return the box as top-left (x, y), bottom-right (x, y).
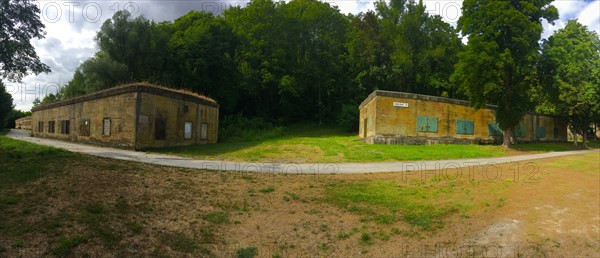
top-left (15, 116), bottom-right (32, 130)
top-left (359, 90), bottom-right (568, 144)
top-left (31, 83), bottom-right (219, 150)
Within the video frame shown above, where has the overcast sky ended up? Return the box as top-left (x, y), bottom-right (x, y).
top-left (6, 0), bottom-right (600, 111)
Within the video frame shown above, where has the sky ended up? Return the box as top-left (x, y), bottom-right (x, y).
top-left (6, 0), bottom-right (600, 111)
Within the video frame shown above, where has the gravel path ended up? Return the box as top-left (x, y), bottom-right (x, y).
top-left (7, 129), bottom-right (598, 174)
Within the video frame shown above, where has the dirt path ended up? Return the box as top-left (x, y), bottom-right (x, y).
top-left (7, 129), bottom-right (598, 174)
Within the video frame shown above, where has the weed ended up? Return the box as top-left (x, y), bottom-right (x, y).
top-left (52, 235), bottom-right (88, 257)
top-left (236, 246), bottom-right (258, 258)
top-left (337, 228), bottom-right (357, 239)
top-left (203, 211), bottom-right (230, 224)
top-left (359, 232), bottom-right (373, 245)
top-left (259, 186), bottom-right (275, 193)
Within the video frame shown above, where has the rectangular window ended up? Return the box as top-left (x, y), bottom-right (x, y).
top-left (536, 127), bottom-right (546, 138)
top-left (48, 121), bottom-right (55, 133)
top-left (103, 118), bottom-right (111, 136)
top-left (456, 120), bottom-right (474, 135)
top-left (513, 124), bottom-right (526, 138)
top-left (60, 120), bottom-right (70, 134)
top-left (553, 127), bottom-right (559, 139)
top-left (184, 122), bottom-right (192, 139)
top-left (417, 116), bottom-right (438, 133)
top-left (201, 123), bottom-right (208, 140)
top-left (38, 121), bottom-right (44, 132)
top-left (155, 117), bottom-right (166, 140)
top-left (80, 119), bottom-right (90, 136)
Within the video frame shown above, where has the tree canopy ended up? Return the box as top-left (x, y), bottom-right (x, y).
top-left (538, 20), bottom-right (600, 145)
top-left (0, 0), bottom-right (51, 82)
top-left (451, 0), bottom-right (558, 148)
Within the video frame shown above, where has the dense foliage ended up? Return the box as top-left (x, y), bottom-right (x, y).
top-left (51, 0), bottom-right (464, 125)
top-left (39, 0), bottom-right (599, 145)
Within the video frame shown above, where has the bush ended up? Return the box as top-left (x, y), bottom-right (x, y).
top-left (218, 114), bottom-right (284, 142)
top-left (337, 104), bottom-right (359, 132)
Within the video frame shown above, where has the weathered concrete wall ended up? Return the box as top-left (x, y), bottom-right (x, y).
top-left (32, 92), bottom-right (138, 148)
top-left (359, 90), bottom-right (568, 145)
top-left (135, 92), bottom-right (219, 149)
top-left (358, 95), bottom-right (377, 139)
top-left (15, 116), bottom-right (32, 130)
top-left (31, 83), bottom-right (220, 150)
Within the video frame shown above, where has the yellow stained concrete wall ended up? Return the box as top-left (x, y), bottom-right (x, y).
top-left (15, 116), bottom-right (32, 130)
top-left (368, 95), bottom-right (497, 141)
top-left (135, 92), bottom-right (218, 149)
top-left (359, 91), bottom-right (568, 144)
top-left (358, 97), bottom-right (377, 138)
top-left (32, 92), bottom-right (137, 147)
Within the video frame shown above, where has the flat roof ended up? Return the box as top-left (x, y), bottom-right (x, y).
top-left (358, 90), bottom-right (563, 118)
top-left (32, 82), bottom-right (218, 112)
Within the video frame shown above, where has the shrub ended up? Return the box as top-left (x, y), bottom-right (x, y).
top-left (337, 104), bottom-right (359, 132)
top-left (218, 114), bottom-right (284, 142)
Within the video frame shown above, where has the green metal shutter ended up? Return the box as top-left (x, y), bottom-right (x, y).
top-left (428, 117), bottom-right (438, 133)
top-left (417, 116), bottom-right (428, 132)
top-left (536, 127), bottom-right (546, 138)
top-left (457, 120), bottom-right (474, 135)
top-left (417, 116), bottom-right (438, 133)
top-left (488, 123), bottom-right (502, 136)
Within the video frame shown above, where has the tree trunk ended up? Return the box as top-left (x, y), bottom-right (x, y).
top-left (573, 132), bottom-right (578, 147)
top-left (503, 127), bottom-right (512, 149)
top-left (583, 131), bottom-right (587, 147)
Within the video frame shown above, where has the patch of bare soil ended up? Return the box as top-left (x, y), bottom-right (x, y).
top-left (0, 152), bottom-right (598, 257)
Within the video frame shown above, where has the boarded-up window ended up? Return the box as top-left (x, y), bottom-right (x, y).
top-left (48, 121), bottom-right (55, 133)
top-left (184, 122), bottom-right (192, 139)
top-left (201, 123), bottom-right (208, 140)
top-left (456, 120), bottom-right (474, 135)
top-left (417, 116), bottom-right (438, 133)
top-left (513, 124), bottom-right (526, 138)
top-left (536, 127), bottom-right (546, 138)
top-left (103, 118), bottom-right (111, 136)
top-left (60, 120), bottom-right (70, 134)
top-left (488, 123), bottom-right (502, 136)
top-left (155, 117), bottom-right (166, 140)
top-left (80, 119), bottom-right (90, 136)
top-left (38, 121), bottom-right (44, 132)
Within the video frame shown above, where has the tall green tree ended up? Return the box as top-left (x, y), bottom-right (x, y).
top-left (95, 10), bottom-right (153, 80)
top-left (539, 20), bottom-right (600, 146)
top-left (452, 0), bottom-right (558, 148)
top-left (0, 0), bottom-right (51, 82)
top-left (375, 0), bottom-right (463, 97)
top-left (0, 81), bottom-right (14, 129)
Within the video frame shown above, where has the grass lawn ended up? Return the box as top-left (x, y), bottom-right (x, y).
top-left (0, 135), bottom-right (599, 257)
top-left (154, 124), bottom-right (598, 163)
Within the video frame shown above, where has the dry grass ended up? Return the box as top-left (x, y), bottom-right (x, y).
top-left (0, 136), bottom-right (598, 257)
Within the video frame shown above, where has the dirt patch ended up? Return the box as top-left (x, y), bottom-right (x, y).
top-left (0, 152), bottom-right (598, 257)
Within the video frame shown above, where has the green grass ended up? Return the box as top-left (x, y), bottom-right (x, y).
top-left (0, 135), bottom-right (77, 187)
top-left (324, 180), bottom-right (471, 230)
top-left (155, 124), bottom-right (596, 163)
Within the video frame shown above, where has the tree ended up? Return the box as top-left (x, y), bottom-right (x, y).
top-left (539, 20), bottom-right (600, 146)
top-left (0, 0), bottom-right (51, 82)
top-left (95, 10), bottom-right (153, 80)
top-left (0, 81), bottom-right (14, 129)
top-left (451, 0), bottom-right (558, 148)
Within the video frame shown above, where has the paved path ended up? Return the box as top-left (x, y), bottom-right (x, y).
top-left (6, 129), bottom-right (598, 174)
